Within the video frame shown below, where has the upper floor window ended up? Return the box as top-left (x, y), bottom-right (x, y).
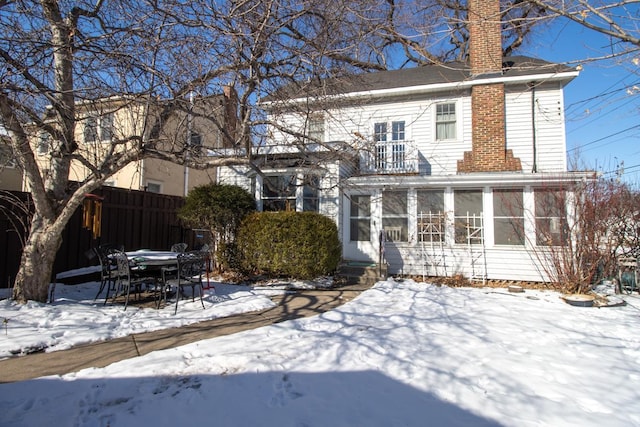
top-left (307, 116), bottom-right (325, 143)
top-left (84, 113), bottom-right (114, 143)
top-left (494, 189), bottom-right (525, 245)
top-left (189, 131), bottom-right (202, 156)
top-left (374, 121), bottom-right (406, 170)
top-left (100, 113), bottom-right (113, 141)
top-left (436, 103), bottom-right (456, 140)
top-left (84, 117), bottom-right (98, 142)
top-left (37, 132), bottom-right (50, 155)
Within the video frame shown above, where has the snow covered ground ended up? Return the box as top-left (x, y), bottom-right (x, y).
top-left (1, 278), bottom-right (639, 427)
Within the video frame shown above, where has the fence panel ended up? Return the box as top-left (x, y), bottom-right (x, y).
top-left (1, 187), bottom-right (195, 288)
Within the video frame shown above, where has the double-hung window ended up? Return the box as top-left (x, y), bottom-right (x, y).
top-left (37, 132), bottom-right (50, 155)
top-left (84, 113), bottom-right (114, 143)
top-left (436, 103), bottom-right (456, 140)
top-left (307, 116), bottom-right (325, 143)
top-left (84, 117), bottom-right (98, 143)
top-left (100, 113), bottom-right (114, 141)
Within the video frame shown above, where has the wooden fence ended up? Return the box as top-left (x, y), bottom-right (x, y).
top-left (0, 187), bottom-right (203, 288)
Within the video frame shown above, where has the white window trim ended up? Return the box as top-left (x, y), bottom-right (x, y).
top-left (433, 100), bottom-right (461, 143)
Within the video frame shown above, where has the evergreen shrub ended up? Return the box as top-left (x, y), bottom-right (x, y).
top-left (237, 211), bottom-right (341, 279)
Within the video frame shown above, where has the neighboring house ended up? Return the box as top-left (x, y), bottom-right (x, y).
top-left (219, 0), bottom-right (594, 283)
top-left (0, 138), bottom-right (23, 191)
top-left (31, 87), bottom-right (238, 196)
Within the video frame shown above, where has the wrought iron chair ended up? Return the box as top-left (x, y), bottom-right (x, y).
top-left (106, 249), bottom-right (154, 310)
top-left (170, 243), bottom-right (188, 253)
top-left (161, 251), bottom-right (206, 315)
top-left (93, 244), bottom-right (124, 302)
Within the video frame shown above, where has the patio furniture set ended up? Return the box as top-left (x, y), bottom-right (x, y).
top-left (93, 243), bottom-right (209, 314)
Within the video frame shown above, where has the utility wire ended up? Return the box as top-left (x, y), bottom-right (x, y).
top-left (567, 123), bottom-right (640, 152)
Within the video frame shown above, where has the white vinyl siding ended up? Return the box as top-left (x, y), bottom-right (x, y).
top-left (505, 84), bottom-right (567, 172)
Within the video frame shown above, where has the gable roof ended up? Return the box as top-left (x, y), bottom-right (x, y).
top-left (264, 56), bottom-right (577, 104)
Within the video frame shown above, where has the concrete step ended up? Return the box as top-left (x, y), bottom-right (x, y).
top-left (336, 261), bottom-right (387, 286)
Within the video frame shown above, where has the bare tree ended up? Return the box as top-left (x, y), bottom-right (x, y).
top-left (525, 0), bottom-right (640, 57)
top-left (0, 0), bottom-right (412, 303)
top-left (531, 177), bottom-right (640, 294)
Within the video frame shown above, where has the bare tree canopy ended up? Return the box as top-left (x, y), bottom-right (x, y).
top-left (2, 0), bottom-right (639, 303)
top-left (524, 0), bottom-right (640, 57)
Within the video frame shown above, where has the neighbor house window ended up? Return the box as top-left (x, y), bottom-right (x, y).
top-left (99, 113), bottom-right (114, 141)
top-left (37, 132), bottom-right (50, 155)
top-left (263, 175), bottom-right (296, 211)
top-left (146, 181), bottom-right (162, 193)
top-left (350, 195), bottom-right (371, 242)
top-left (454, 190), bottom-right (483, 244)
top-left (302, 175), bottom-right (319, 212)
top-left (0, 145), bottom-right (16, 168)
top-left (84, 116), bottom-right (98, 142)
top-left (436, 103), bottom-right (456, 140)
top-left (189, 131), bottom-right (202, 156)
top-left (84, 114), bottom-right (113, 142)
top-left (383, 191), bottom-right (408, 242)
top-left (494, 189), bottom-right (525, 245)
top-left (417, 190), bottom-right (445, 243)
top-left (535, 189), bottom-right (568, 246)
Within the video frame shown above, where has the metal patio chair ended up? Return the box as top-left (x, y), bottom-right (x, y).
top-left (161, 251), bottom-right (206, 315)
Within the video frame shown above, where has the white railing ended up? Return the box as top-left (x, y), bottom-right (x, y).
top-left (361, 140), bottom-right (419, 174)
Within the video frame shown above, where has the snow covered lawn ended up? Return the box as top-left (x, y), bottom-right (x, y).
top-left (1, 279), bottom-right (639, 426)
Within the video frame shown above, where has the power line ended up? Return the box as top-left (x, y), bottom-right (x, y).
top-left (568, 123), bottom-right (640, 153)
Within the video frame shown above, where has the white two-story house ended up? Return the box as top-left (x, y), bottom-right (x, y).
top-left (219, 0), bottom-right (593, 283)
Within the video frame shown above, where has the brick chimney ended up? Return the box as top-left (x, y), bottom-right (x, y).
top-left (222, 85), bottom-right (239, 148)
top-left (457, 0), bottom-right (521, 173)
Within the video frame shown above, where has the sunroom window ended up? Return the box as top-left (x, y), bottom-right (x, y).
top-left (493, 189), bottom-right (525, 245)
top-left (454, 190), bottom-right (483, 244)
top-left (535, 189), bottom-right (568, 246)
top-left (417, 190), bottom-right (445, 243)
top-left (382, 191), bottom-right (408, 242)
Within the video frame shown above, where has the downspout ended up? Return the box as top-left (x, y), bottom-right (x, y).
top-left (530, 82), bottom-right (538, 173)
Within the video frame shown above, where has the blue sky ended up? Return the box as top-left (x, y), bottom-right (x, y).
top-left (521, 18), bottom-right (640, 185)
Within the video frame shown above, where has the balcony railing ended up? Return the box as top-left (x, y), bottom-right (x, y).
top-left (360, 140), bottom-right (419, 175)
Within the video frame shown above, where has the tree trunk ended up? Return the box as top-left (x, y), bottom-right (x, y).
top-left (12, 215), bottom-right (63, 303)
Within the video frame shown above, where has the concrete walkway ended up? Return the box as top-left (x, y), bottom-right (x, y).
top-left (0, 284), bottom-right (371, 383)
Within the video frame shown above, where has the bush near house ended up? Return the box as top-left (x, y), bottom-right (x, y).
top-left (178, 184), bottom-right (255, 271)
top-left (237, 211), bottom-right (341, 279)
